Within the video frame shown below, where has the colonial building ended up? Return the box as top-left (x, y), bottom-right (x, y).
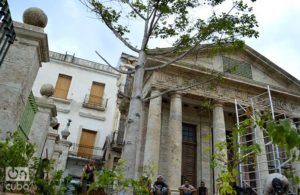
top-left (102, 53), bottom-right (136, 170)
top-left (31, 51), bottom-right (120, 177)
top-left (109, 45), bottom-right (300, 194)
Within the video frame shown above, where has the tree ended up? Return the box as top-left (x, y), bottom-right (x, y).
top-left (81, 0), bottom-right (259, 180)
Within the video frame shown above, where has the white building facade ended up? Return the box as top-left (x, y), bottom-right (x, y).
top-left (32, 51), bottom-right (119, 176)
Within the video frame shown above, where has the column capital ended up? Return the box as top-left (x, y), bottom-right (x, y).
top-left (212, 99), bottom-right (226, 107)
top-left (150, 86), bottom-right (160, 92)
top-left (170, 92), bottom-right (182, 99)
top-left (150, 87), bottom-right (161, 95)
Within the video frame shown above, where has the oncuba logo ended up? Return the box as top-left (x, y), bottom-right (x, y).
top-left (5, 167), bottom-right (30, 181)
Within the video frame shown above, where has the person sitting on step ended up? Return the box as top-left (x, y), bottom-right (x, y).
top-left (179, 180), bottom-right (197, 195)
top-left (151, 175), bottom-right (169, 195)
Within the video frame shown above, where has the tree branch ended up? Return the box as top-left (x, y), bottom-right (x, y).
top-left (144, 44), bottom-right (199, 71)
top-left (127, 2), bottom-right (147, 20)
top-left (85, 0), bottom-right (140, 53)
top-left (144, 9), bottom-right (159, 47)
top-left (95, 51), bottom-right (135, 74)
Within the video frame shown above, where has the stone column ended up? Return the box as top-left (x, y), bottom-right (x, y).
top-left (143, 89), bottom-right (162, 173)
top-left (200, 122), bottom-right (212, 194)
top-left (166, 93), bottom-right (182, 194)
top-left (0, 8), bottom-right (49, 137)
top-left (254, 123), bottom-right (269, 195)
top-left (212, 101), bottom-right (227, 193)
top-left (29, 84), bottom-right (57, 157)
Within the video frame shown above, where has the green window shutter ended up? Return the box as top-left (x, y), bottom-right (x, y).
top-left (223, 56), bottom-right (253, 79)
top-left (18, 91), bottom-right (38, 140)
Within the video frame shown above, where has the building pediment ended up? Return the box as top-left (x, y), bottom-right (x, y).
top-left (145, 44), bottom-right (300, 97)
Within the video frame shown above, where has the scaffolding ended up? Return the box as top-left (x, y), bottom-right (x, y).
top-left (235, 85), bottom-right (297, 194)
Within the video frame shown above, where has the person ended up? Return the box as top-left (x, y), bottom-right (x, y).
top-left (198, 181), bottom-right (208, 195)
top-left (81, 159), bottom-right (96, 194)
top-left (264, 173), bottom-right (289, 195)
top-left (151, 175), bottom-right (169, 195)
top-left (179, 180), bottom-right (196, 195)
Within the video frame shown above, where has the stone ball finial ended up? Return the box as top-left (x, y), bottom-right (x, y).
top-left (40, 83), bottom-right (54, 97)
top-left (23, 7), bottom-right (48, 28)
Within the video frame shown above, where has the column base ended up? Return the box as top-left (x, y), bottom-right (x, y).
top-left (170, 189), bottom-right (180, 195)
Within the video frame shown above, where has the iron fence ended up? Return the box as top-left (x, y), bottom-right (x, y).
top-left (0, 0), bottom-right (16, 66)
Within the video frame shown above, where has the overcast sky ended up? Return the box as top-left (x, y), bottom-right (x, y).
top-left (8, 0), bottom-right (300, 80)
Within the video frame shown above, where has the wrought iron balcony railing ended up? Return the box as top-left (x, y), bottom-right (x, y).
top-left (0, 0), bottom-right (16, 66)
top-left (69, 143), bottom-right (102, 160)
top-left (82, 94), bottom-right (108, 110)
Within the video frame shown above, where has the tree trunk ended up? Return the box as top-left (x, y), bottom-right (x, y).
top-left (121, 50), bottom-right (146, 180)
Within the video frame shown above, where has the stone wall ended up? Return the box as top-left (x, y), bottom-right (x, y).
top-left (0, 21), bottom-right (48, 136)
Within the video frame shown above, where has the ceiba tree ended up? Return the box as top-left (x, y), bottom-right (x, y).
top-left (82, 0), bottom-right (259, 180)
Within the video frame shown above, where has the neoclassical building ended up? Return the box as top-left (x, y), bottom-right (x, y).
top-left (108, 45), bottom-right (300, 194)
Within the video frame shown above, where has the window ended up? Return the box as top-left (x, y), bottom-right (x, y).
top-left (77, 129), bottom-right (97, 158)
top-left (53, 74), bottom-right (72, 99)
top-left (88, 82), bottom-right (105, 106)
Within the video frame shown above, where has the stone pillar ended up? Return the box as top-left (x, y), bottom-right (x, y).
top-left (56, 140), bottom-right (72, 171)
top-left (200, 122), bottom-right (212, 194)
top-left (29, 84), bottom-right (57, 157)
top-left (0, 8), bottom-right (49, 137)
top-left (52, 146), bottom-right (62, 173)
top-left (254, 123), bottom-right (269, 194)
top-left (43, 128), bottom-right (59, 159)
top-left (212, 101), bottom-right (227, 193)
top-left (166, 93), bottom-right (182, 194)
top-left (143, 89), bottom-right (162, 172)
top-left (54, 120), bottom-right (72, 173)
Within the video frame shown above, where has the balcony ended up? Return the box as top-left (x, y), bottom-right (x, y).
top-left (69, 143), bottom-right (102, 160)
top-left (111, 131), bottom-right (124, 152)
top-left (82, 94), bottom-right (108, 111)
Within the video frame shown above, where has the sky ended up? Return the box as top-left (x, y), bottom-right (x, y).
top-left (8, 0), bottom-right (300, 80)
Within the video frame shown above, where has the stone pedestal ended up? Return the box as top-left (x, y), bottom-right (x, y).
top-left (0, 21), bottom-right (49, 137)
top-left (29, 97), bottom-right (57, 157)
top-left (143, 89), bottom-right (162, 173)
top-left (212, 102), bottom-right (227, 192)
top-left (166, 93), bottom-right (182, 194)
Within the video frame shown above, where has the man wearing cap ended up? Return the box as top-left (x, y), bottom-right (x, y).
top-left (151, 175), bottom-right (169, 195)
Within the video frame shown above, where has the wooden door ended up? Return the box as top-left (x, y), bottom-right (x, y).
top-left (182, 123), bottom-right (197, 186)
top-left (53, 74), bottom-right (72, 99)
top-left (89, 82), bottom-right (105, 105)
top-left (77, 129), bottom-right (97, 158)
